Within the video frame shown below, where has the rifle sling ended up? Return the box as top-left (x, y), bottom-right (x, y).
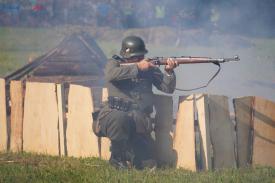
top-left (175, 62), bottom-right (221, 91)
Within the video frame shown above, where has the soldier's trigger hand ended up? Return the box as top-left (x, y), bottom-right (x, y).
top-left (137, 59), bottom-right (155, 71)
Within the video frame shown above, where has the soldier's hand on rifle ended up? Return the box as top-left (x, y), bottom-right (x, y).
top-left (137, 58), bottom-right (155, 71)
top-left (165, 58), bottom-right (178, 73)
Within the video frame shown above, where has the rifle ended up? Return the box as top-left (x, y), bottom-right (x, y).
top-left (118, 55), bottom-right (240, 66)
top-left (114, 55), bottom-right (240, 91)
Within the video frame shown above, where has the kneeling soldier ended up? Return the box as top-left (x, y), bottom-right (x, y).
top-left (93, 35), bottom-right (177, 169)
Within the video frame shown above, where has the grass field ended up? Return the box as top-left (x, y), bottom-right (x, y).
top-left (0, 27), bottom-right (62, 76)
top-left (0, 153), bottom-right (274, 183)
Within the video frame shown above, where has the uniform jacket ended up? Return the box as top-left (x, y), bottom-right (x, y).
top-left (100, 57), bottom-right (176, 114)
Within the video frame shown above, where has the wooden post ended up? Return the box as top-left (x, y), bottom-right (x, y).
top-left (173, 95), bottom-right (196, 171)
top-left (0, 78), bottom-right (7, 151)
top-left (66, 84), bottom-right (99, 157)
top-left (10, 80), bottom-right (24, 152)
top-left (23, 82), bottom-right (60, 155)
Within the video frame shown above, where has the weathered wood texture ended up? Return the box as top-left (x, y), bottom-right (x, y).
top-left (101, 88), bottom-right (108, 102)
top-left (0, 78), bottom-right (7, 151)
top-left (10, 81), bottom-right (24, 152)
top-left (33, 62), bottom-right (100, 76)
top-left (233, 97), bottom-right (253, 167)
top-left (23, 82), bottom-right (59, 155)
top-left (154, 94), bottom-right (175, 165)
top-left (99, 88), bottom-right (111, 160)
top-left (195, 94), bottom-right (212, 170)
top-left (173, 95), bottom-right (196, 171)
top-left (208, 95), bottom-right (236, 169)
top-left (66, 84), bottom-right (98, 157)
top-left (252, 97), bottom-right (275, 167)
top-left (5, 32), bottom-right (106, 88)
top-left (56, 84), bottom-right (66, 156)
top-left (100, 137), bottom-right (111, 160)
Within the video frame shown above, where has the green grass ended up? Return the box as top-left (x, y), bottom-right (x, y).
top-left (0, 51), bottom-right (40, 76)
top-left (0, 27), bottom-right (63, 77)
top-left (0, 152), bottom-right (274, 183)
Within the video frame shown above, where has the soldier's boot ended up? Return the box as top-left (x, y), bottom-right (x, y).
top-left (109, 140), bottom-right (128, 169)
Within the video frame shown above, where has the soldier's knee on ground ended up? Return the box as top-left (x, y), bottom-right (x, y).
top-left (106, 110), bottom-right (135, 141)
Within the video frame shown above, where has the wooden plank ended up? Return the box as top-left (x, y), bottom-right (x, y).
top-left (208, 95), bottom-right (236, 169)
top-left (102, 88), bottom-right (108, 102)
top-left (10, 80), bottom-right (24, 152)
top-left (195, 94), bottom-right (212, 170)
top-left (173, 95), bottom-right (196, 171)
top-left (99, 88), bottom-right (111, 160)
top-left (66, 84), bottom-right (99, 157)
top-left (154, 94), bottom-right (175, 165)
top-left (233, 96), bottom-right (253, 167)
top-left (0, 78), bottom-right (7, 151)
top-left (23, 82), bottom-right (59, 155)
top-left (252, 97), bottom-right (275, 167)
top-left (100, 137), bottom-right (111, 160)
top-left (56, 84), bottom-right (66, 156)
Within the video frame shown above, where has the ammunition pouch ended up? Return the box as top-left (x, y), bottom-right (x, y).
top-left (108, 96), bottom-right (135, 112)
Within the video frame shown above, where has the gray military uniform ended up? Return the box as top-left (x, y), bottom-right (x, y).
top-left (96, 58), bottom-right (176, 142)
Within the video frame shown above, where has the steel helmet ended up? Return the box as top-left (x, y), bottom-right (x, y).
top-left (120, 36), bottom-right (148, 58)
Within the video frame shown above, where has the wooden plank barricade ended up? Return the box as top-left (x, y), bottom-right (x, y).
top-left (1, 79), bottom-right (275, 169)
top-left (234, 96), bottom-right (275, 167)
top-left (252, 97), bottom-right (275, 167)
top-left (173, 95), bottom-right (196, 171)
top-left (23, 82), bottom-right (60, 155)
top-left (173, 94), bottom-right (236, 171)
top-left (10, 81), bottom-right (24, 152)
top-left (0, 78), bottom-right (7, 151)
top-left (66, 84), bottom-right (98, 157)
